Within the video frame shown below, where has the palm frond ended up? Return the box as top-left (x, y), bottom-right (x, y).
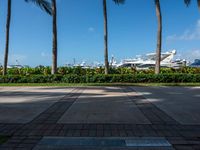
top-left (154, 0), bottom-right (159, 6)
top-left (184, 0), bottom-right (200, 10)
top-left (184, 0), bottom-right (191, 7)
top-left (24, 0), bottom-right (52, 15)
top-left (197, 0), bottom-right (200, 10)
top-left (112, 0), bottom-right (125, 5)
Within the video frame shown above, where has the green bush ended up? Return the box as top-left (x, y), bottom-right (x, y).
top-left (1, 66), bottom-right (200, 76)
top-left (0, 74), bottom-right (200, 83)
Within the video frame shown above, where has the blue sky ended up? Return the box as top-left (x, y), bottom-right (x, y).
top-left (0, 0), bottom-right (200, 66)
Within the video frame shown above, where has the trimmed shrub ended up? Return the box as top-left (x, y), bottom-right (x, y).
top-left (1, 66), bottom-right (200, 76)
top-left (0, 74), bottom-right (200, 83)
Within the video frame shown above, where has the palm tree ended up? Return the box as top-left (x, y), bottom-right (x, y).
top-left (153, 0), bottom-right (200, 75)
top-left (51, 0), bottom-right (57, 74)
top-left (154, 0), bottom-right (162, 74)
top-left (103, 0), bottom-right (125, 75)
top-left (3, 0), bottom-right (12, 76)
top-left (2, 0), bottom-right (51, 76)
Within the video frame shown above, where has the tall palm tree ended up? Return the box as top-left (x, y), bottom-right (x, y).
top-left (2, 0), bottom-right (51, 76)
top-left (153, 0), bottom-right (199, 75)
top-left (103, 0), bottom-right (125, 75)
top-left (154, 0), bottom-right (162, 74)
top-left (3, 0), bottom-right (12, 76)
top-left (51, 0), bottom-right (57, 74)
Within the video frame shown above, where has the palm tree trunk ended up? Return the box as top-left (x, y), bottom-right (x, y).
top-left (103, 0), bottom-right (109, 75)
top-left (51, 0), bottom-right (57, 74)
top-left (3, 0), bottom-right (12, 76)
top-left (155, 0), bottom-right (162, 74)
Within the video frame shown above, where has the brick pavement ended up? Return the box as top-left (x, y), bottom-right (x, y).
top-left (0, 87), bottom-right (200, 150)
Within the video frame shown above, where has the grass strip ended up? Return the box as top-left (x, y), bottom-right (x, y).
top-left (0, 82), bottom-right (200, 87)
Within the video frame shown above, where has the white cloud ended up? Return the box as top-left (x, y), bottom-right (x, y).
top-left (167, 19), bottom-right (200, 41)
top-left (41, 52), bottom-right (51, 57)
top-left (88, 27), bottom-right (95, 32)
top-left (177, 49), bottom-right (200, 62)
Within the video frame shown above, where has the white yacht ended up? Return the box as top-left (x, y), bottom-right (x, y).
top-left (7, 65), bottom-right (24, 69)
top-left (117, 50), bottom-right (186, 69)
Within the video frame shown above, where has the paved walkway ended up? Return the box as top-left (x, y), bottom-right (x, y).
top-left (133, 86), bottom-right (200, 124)
top-left (0, 86), bottom-right (200, 150)
top-left (59, 87), bottom-right (150, 124)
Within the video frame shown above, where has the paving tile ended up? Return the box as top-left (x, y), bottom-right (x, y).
top-left (1, 87), bottom-right (200, 149)
top-left (87, 130), bottom-right (95, 137)
top-left (126, 130), bottom-right (135, 137)
top-left (81, 130), bottom-right (89, 137)
top-left (65, 130), bottom-right (74, 136)
top-left (58, 130), bottom-right (65, 136)
top-left (111, 130), bottom-right (119, 136)
top-left (174, 145), bottom-right (195, 150)
top-left (96, 130), bottom-right (104, 137)
top-left (103, 130), bottom-right (112, 137)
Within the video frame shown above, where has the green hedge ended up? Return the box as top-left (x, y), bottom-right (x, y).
top-left (1, 66), bottom-right (200, 76)
top-left (0, 74), bottom-right (200, 83)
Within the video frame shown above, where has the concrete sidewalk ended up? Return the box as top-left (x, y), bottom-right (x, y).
top-left (132, 86), bottom-right (200, 124)
top-left (59, 87), bottom-right (150, 124)
top-left (0, 87), bottom-right (74, 123)
top-left (0, 86), bottom-right (200, 150)
top-left (0, 86), bottom-right (200, 124)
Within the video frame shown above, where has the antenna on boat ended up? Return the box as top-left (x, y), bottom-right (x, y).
top-left (110, 55), bottom-right (115, 67)
top-left (16, 60), bottom-right (20, 65)
top-left (73, 58), bottom-right (76, 65)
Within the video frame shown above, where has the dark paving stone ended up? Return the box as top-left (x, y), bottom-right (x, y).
top-left (30, 88), bottom-right (83, 124)
top-left (1, 87), bottom-right (200, 150)
top-left (174, 145), bottom-right (195, 150)
top-left (123, 87), bottom-right (179, 125)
